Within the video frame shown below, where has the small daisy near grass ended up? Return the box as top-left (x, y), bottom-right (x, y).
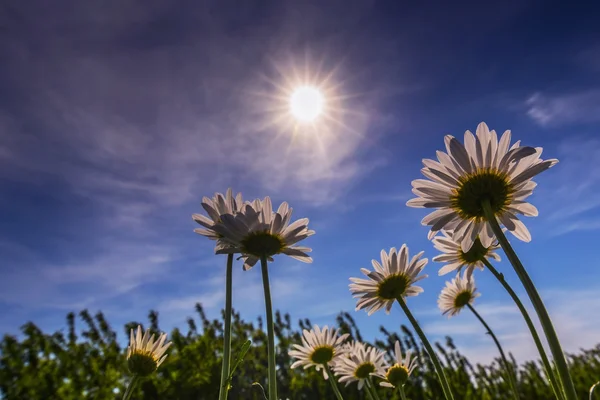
top-left (350, 245), bottom-right (428, 315)
top-left (373, 341), bottom-right (418, 389)
top-left (213, 196), bottom-right (314, 270)
top-left (438, 273), bottom-right (481, 317)
top-left (407, 122), bottom-right (558, 252)
top-left (334, 342), bottom-right (387, 390)
top-left (127, 326), bottom-right (172, 377)
top-left (432, 230), bottom-right (500, 279)
top-left (289, 325), bottom-right (349, 379)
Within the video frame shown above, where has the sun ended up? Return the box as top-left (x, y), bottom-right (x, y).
top-left (289, 86), bottom-right (325, 123)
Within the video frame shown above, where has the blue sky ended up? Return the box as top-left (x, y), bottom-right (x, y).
top-left (1, 0), bottom-right (600, 364)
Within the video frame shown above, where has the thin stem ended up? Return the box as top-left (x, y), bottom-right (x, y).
top-left (399, 385), bottom-right (408, 400)
top-left (482, 258), bottom-right (564, 400)
top-left (364, 381), bottom-right (375, 400)
top-left (482, 199), bottom-right (578, 400)
top-left (260, 255), bottom-right (278, 400)
top-left (122, 375), bottom-right (139, 400)
top-left (325, 365), bottom-right (345, 400)
top-left (591, 381), bottom-right (600, 400)
top-left (366, 378), bottom-right (381, 400)
top-left (467, 304), bottom-right (520, 400)
top-left (396, 297), bottom-right (455, 400)
top-left (218, 254), bottom-right (234, 400)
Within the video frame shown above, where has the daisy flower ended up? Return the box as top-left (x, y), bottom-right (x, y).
top-left (192, 188), bottom-right (244, 240)
top-left (407, 122), bottom-right (558, 251)
top-left (334, 342), bottom-right (388, 390)
top-left (213, 196), bottom-right (314, 270)
top-left (289, 325), bottom-right (349, 379)
top-left (127, 326), bottom-right (172, 377)
top-left (373, 341), bottom-right (418, 388)
top-left (432, 230), bottom-right (501, 279)
top-left (192, 189), bottom-right (264, 269)
top-left (349, 245), bottom-right (428, 315)
top-left (341, 340), bottom-right (367, 359)
top-left (438, 273), bottom-right (481, 317)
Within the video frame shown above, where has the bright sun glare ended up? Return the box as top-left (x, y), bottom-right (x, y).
top-left (290, 86), bottom-right (324, 123)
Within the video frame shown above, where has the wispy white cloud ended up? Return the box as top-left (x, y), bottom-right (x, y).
top-left (532, 137), bottom-right (600, 236)
top-left (424, 287), bottom-right (600, 365)
top-left (525, 90), bottom-right (600, 127)
top-left (0, 238), bottom-right (176, 310)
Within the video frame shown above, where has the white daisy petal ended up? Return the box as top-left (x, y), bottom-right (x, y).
top-left (508, 201), bottom-right (539, 217)
top-left (510, 159), bottom-right (559, 187)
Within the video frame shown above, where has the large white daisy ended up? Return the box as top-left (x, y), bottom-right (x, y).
top-left (438, 273), bottom-right (481, 317)
top-left (373, 341), bottom-right (418, 388)
top-left (432, 230), bottom-right (501, 279)
top-left (213, 197), bottom-right (314, 270)
top-left (289, 325), bottom-right (349, 379)
top-left (334, 342), bottom-right (388, 390)
top-left (349, 245), bottom-right (428, 315)
top-left (127, 326), bottom-right (172, 377)
top-left (407, 122), bottom-right (558, 251)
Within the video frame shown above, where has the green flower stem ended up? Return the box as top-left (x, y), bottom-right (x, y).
top-left (218, 254), bottom-right (234, 400)
top-left (364, 381), bottom-right (376, 400)
top-left (122, 375), bottom-right (139, 400)
top-left (482, 258), bottom-right (564, 400)
top-left (396, 297), bottom-right (455, 400)
top-left (260, 255), bottom-right (278, 400)
top-left (482, 199), bottom-right (578, 400)
top-left (325, 365), bottom-right (345, 400)
top-left (466, 304), bottom-right (519, 400)
top-left (399, 385), bottom-right (408, 400)
top-left (590, 381), bottom-right (600, 400)
top-left (366, 378), bottom-right (381, 400)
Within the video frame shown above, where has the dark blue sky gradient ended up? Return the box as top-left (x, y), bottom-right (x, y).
top-left (1, 0), bottom-right (600, 363)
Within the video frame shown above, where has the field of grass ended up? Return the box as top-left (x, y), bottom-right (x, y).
top-left (2, 304), bottom-right (598, 400)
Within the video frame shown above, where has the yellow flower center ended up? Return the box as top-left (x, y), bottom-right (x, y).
top-left (451, 169), bottom-right (513, 220)
top-left (241, 231), bottom-right (285, 257)
top-left (386, 364), bottom-right (409, 387)
top-left (354, 362), bottom-right (376, 379)
top-left (459, 238), bottom-right (489, 264)
top-left (310, 346), bottom-right (335, 365)
top-left (453, 290), bottom-right (473, 309)
top-left (376, 274), bottom-right (410, 300)
top-left (128, 351), bottom-right (158, 377)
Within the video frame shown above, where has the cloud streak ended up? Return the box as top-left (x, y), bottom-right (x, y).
top-left (424, 287), bottom-right (600, 365)
top-left (525, 90), bottom-right (600, 127)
